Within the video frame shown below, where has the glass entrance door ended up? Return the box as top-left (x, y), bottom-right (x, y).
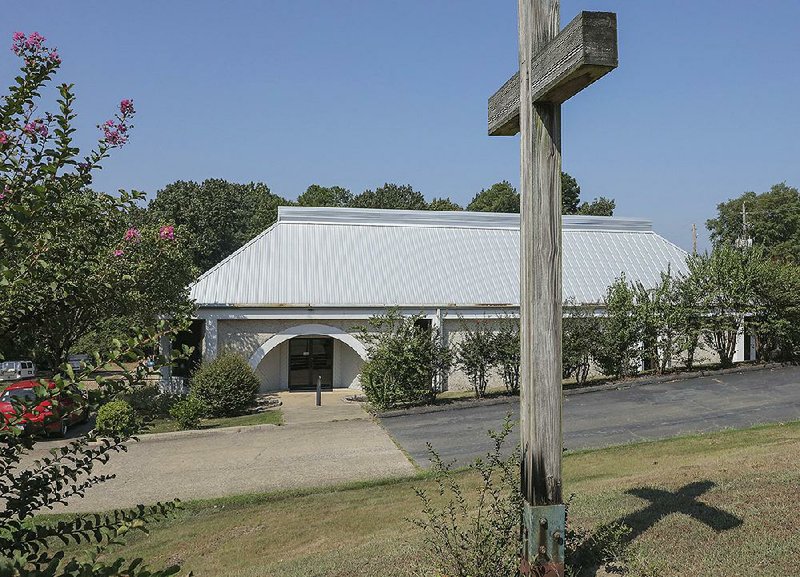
top-left (288, 338), bottom-right (333, 391)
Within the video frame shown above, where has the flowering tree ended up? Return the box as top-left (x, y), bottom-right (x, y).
top-left (1, 32), bottom-right (186, 576)
top-left (0, 40), bottom-right (195, 367)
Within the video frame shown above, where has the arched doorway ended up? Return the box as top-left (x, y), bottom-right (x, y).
top-left (249, 324), bottom-right (368, 392)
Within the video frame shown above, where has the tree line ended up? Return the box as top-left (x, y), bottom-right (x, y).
top-left (143, 176), bottom-right (616, 273)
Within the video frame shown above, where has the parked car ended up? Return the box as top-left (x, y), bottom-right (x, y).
top-left (67, 353), bottom-right (91, 372)
top-left (0, 380), bottom-right (89, 437)
top-left (0, 360), bottom-right (36, 382)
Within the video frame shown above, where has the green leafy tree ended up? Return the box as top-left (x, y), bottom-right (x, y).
top-left (468, 174), bottom-right (614, 215)
top-left (687, 245), bottom-right (762, 368)
top-left (7, 210), bottom-right (195, 368)
top-left (563, 301), bottom-right (602, 385)
top-left (747, 258), bottom-right (800, 361)
top-left (0, 30), bottom-right (186, 577)
top-left (357, 310), bottom-right (451, 410)
top-left (455, 320), bottom-right (497, 398)
top-left (297, 183), bottom-right (352, 207)
top-left (633, 271), bottom-right (684, 374)
top-left (595, 276), bottom-right (641, 378)
top-left (492, 316), bottom-right (520, 394)
top-left (706, 182), bottom-right (800, 263)
top-left (148, 179), bottom-right (291, 272)
top-left (561, 171), bottom-right (581, 214)
top-left (578, 196), bottom-right (616, 216)
top-left (349, 182), bottom-right (427, 210)
top-left (467, 181), bottom-right (519, 213)
top-left (427, 197), bottom-right (463, 211)
top-left (671, 271), bottom-right (705, 370)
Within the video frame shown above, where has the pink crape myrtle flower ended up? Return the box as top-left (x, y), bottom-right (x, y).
top-left (159, 225), bottom-right (175, 241)
top-left (12, 32), bottom-right (49, 58)
top-left (120, 99), bottom-right (135, 115)
top-left (101, 120), bottom-right (127, 146)
top-left (124, 227), bottom-right (141, 242)
top-left (113, 249), bottom-right (125, 257)
top-left (25, 32), bottom-right (45, 49)
top-left (0, 131), bottom-right (8, 145)
top-left (22, 120), bottom-right (48, 138)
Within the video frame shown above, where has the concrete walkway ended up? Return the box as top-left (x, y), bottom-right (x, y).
top-left (38, 390), bottom-right (414, 513)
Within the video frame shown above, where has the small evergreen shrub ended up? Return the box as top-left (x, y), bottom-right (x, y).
top-left (190, 351), bottom-right (259, 417)
top-left (169, 396), bottom-right (206, 430)
top-left (95, 400), bottom-right (137, 437)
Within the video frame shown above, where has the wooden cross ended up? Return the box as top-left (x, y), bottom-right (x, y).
top-left (487, 3), bottom-right (617, 574)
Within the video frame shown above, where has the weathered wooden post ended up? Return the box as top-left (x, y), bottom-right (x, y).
top-left (487, 3), bottom-right (618, 574)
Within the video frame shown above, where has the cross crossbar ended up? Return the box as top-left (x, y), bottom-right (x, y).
top-left (488, 11), bottom-right (618, 136)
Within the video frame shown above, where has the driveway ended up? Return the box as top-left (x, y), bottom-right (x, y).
top-left (31, 390), bottom-right (415, 513)
top-left (379, 365), bottom-right (800, 468)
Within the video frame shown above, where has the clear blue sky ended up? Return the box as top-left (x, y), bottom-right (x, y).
top-left (3, 1), bottom-right (799, 250)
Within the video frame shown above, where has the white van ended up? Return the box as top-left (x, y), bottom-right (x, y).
top-left (0, 360), bottom-right (37, 381)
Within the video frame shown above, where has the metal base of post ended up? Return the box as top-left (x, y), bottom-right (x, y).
top-left (520, 503), bottom-right (565, 577)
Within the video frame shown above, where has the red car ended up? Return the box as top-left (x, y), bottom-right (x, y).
top-left (0, 379), bottom-right (89, 437)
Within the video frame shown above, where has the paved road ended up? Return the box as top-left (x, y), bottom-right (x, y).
top-left (379, 366), bottom-right (800, 468)
top-left (30, 391), bottom-right (415, 512)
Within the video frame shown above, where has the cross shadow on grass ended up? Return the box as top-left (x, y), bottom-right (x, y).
top-left (616, 480), bottom-right (743, 542)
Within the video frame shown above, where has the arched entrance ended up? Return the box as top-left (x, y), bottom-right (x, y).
top-left (249, 324), bottom-right (368, 392)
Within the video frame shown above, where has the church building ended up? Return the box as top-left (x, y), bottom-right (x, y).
top-left (186, 206), bottom-right (700, 392)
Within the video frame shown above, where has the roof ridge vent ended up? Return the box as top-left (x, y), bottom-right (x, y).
top-left (276, 206), bottom-right (652, 232)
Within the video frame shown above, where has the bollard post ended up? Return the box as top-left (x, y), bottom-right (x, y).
top-left (316, 375), bottom-right (322, 406)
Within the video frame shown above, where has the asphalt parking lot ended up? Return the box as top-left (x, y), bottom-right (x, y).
top-left (379, 365), bottom-right (800, 467)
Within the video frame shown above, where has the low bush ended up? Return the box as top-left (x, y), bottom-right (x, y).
top-left (123, 383), bottom-right (180, 420)
top-left (169, 396), bottom-right (207, 430)
top-left (413, 418), bottom-right (630, 577)
top-left (190, 351), bottom-right (260, 417)
top-left (95, 399), bottom-right (137, 437)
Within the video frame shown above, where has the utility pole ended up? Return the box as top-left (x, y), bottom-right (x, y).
top-left (737, 201), bottom-right (752, 249)
top-left (692, 223), bottom-right (697, 255)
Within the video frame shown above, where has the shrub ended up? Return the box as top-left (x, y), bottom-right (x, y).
top-left (413, 418), bottom-right (521, 577)
top-left (563, 301), bottom-right (602, 386)
top-left (95, 400), bottom-right (137, 437)
top-left (357, 310), bottom-right (452, 410)
top-left (190, 351), bottom-right (259, 417)
top-left (455, 320), bottom-right (497, 398)
top-left (595, 276), bottom-right (641, 379)
top-left (492, 316), bottom-right (521, 394)
top-left (123, 383), bottom-right (180, 420)
top-left (169, 396), bottom-right (206, 430)
top-left (413, 419), bottom-right (631, 577)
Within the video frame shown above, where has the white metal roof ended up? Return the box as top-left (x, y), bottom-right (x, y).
top-left (190, 206), bottom-right (688, 308)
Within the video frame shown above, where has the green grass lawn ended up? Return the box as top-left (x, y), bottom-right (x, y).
top-left (76, 420), bottom-right (800, 576)
top-left (143, 409), bottom-right (282, 434)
